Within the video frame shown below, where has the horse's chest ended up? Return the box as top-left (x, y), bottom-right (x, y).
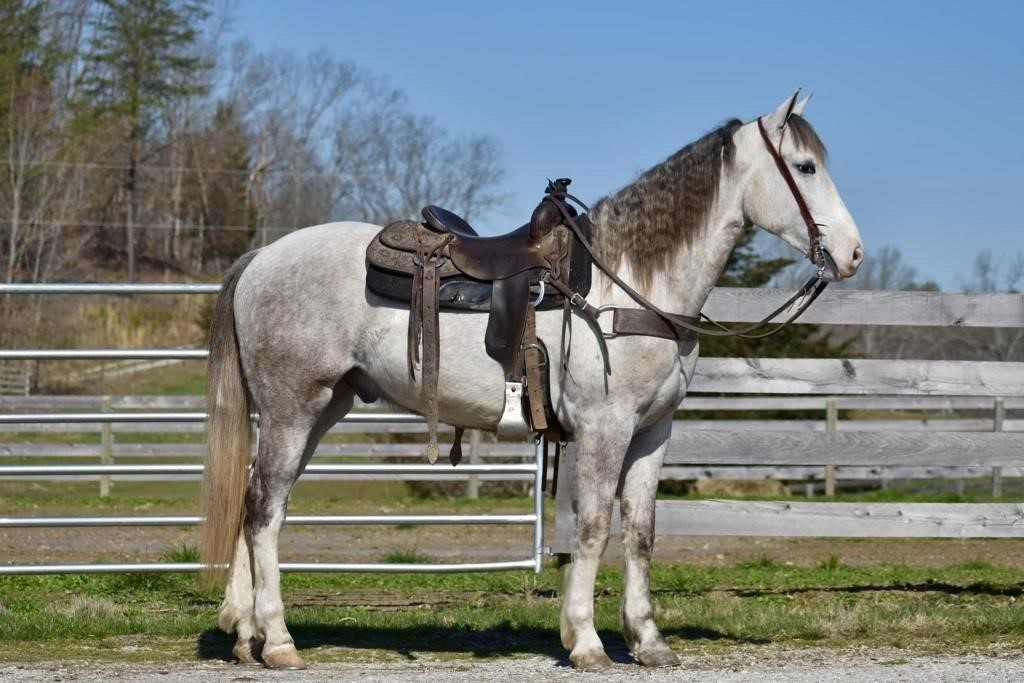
top-left (614, 339), bottom-right (695, 426)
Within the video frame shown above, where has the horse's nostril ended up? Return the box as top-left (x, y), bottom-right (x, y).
top-left (852, 245), bottom-right (864, 266)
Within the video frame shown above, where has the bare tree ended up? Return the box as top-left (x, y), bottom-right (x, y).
top-left (953, 249), bottom-right (1024, 361)
top-left (332, 81), bottom-right (505, 224)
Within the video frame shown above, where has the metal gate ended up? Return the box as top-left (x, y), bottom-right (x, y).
top-left (0, 283), bottom-right (546, 575)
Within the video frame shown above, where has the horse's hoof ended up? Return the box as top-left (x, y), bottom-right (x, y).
top-left (262, 644), bottom-right (306, 670)
top-left (634, 646), bottom-right (681, 668)
top-left (231, 640), bottom-right (262, 666)
top-left (571, 648), bottom-right (613, 670)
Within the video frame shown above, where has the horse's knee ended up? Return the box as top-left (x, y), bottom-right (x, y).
top-left (621, 497), bottom-right (655, 557)
top-left (577, 517), bottom-right (611, 557)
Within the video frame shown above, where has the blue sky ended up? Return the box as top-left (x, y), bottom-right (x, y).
top-left (235, 0), bottom-right (1023, 290)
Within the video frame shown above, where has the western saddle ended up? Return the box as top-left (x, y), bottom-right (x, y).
top-left (366, 179), bottom-right (592, 463)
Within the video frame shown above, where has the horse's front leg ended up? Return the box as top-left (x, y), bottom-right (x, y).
top-left (559, 428), bottom-right (631, 670)
top-left (620, 418), bottom-right (680, 667)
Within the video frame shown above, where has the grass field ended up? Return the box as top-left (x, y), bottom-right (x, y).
top-left (4, 365), bottom-right (1024, 664)
top-left (1, 559), bottom-right (1022, 664)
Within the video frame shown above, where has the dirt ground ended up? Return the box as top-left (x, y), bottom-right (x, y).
top-left (4, 649), bottom-right (1024, 683)
top-left (4, 522), bottom-right (1024, 568)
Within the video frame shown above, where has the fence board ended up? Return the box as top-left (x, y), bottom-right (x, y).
top-left (663, 465), bottom-right (1024, 481)
top-left (552, 500), bottom-right (1024, 552)
top-left (691, 358), bottom-right (1024, 396)
top-left (704, 288), bottom-right (1024, 328)
top-left (665, 428), bottom-right (1024, 466)
top-left (678, 396), bottom-right (1024, 410)
top-left (651, 500), bottom-right (1024, 537)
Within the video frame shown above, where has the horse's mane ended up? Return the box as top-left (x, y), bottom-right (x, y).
top-left (590, 119), bottom-right (743, 290)
top-left (589, 114), bottom-right (827, 290)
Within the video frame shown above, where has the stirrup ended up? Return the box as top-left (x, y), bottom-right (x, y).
top-left (496, 381), bottom-right (530, 438)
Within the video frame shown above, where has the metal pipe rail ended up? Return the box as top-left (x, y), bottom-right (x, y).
top-left (0, 442), bottom-right (548, 575)
top-left (1, 282), bottom-right (549, 575)
top-left (0, 463), bottom-right (536, 476)
top-left (0, 283), bottom-right (221, 295)
top-left (0, 560), bottom-right (537, 576)
top-left (0, 514), bottom-right (537, 528)
top-left (0, 411), bottom-right (424, 424)
top-left (0, 350), bottom-right (207, 360)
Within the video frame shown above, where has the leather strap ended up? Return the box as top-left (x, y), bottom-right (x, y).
top-left (421, 253), bottom-right (441, 464)
top-left (405, 231), bottom-right (450, 464)
top-left (408, 261), bottom-right (422, 377)
top-left (523, 306), bottom-right (548, 431)
top-left (612, 308), bottom-right (699, 341)
top-left (756, 116), bottom-right (822, 251)
top-left (547, 276), bottom-right (611, 375)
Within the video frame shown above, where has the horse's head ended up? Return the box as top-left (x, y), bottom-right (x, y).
top-left (740, 91), bottom-right (864, 281)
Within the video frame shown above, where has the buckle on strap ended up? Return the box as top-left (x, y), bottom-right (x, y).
top-left (569, 292), bottom-right (588, 309)
top-left (596, 304), bottom-right (623, 339)
top-left (810, 237), bottom-right (826, 278)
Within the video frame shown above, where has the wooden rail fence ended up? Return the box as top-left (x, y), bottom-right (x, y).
top-left (552, 288), bottom-right (1024, 552)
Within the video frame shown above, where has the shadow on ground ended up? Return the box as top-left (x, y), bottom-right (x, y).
top-left (730, 580), bottom-right (1024, 599)
top-left (196, 622), bottom-right (768, 664)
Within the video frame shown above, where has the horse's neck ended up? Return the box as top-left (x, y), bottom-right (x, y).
top-left (591, 177), bottom-right (746, 318)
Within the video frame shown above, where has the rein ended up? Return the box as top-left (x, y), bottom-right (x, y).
top-left (543, 116), bottom-right (830, 346)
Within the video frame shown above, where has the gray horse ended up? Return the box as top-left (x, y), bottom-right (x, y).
top-left (201, 92), bottom-right (863, 670)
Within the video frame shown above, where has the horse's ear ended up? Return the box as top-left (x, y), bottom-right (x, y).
top-left (791, 92), bottom-right (812, 119)
top-left (766, 89), bottom-right (802, 131)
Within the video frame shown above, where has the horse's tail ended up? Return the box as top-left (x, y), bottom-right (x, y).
top-left (201, 250), bottom-right (259, 588)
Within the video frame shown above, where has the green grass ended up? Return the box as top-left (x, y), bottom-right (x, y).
top-left (1, 559), bottom-right (1023, 663)
top-left (0, 479), bottom-right (532, 515)
top-left (382, 548), bottom-right (431, 564)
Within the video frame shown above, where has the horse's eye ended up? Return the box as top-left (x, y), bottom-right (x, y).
top-left (796, 161), bottom-right (816, 175)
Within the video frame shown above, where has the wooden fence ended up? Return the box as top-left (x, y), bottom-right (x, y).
top-left (2, 287), bottom-right (1024, 548)
top-left (552, 287), bottom-right (1024, 552)
top-left (0, 363), bottom-right (30, 396)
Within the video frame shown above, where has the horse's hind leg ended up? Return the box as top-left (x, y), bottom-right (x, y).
top-left (619, 419), bottom-right (679, 667)
top-left (235, 383), bottom-right (354, 669)
top-left (219, 532), bottom-right (260, 664)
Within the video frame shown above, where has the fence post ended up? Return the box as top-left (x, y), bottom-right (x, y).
top-left (825, 399), bottom-right (837, 497)
top-left (466, 430), bottom-right (482, 499)
top-left (100, 396), bottom-right (112, 498)
top-left (993, 398), bottom-right (1005, 499)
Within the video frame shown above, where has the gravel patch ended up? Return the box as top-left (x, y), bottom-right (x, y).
top-left (3, 651), bottom-right (1024, 683)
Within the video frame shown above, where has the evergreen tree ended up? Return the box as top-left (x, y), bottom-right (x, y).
top-left (79, 0), bottom-right (210, 280)
top-left (701, 226), bottom-right (852, 359)
top-left (192, 101), bottom-right (254, 270)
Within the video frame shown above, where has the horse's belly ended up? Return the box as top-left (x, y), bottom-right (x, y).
top-left (357, 306), bottom-right (508, 430)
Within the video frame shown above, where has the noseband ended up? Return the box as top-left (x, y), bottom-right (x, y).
top-left (756, 116), bottom-right (827, 276)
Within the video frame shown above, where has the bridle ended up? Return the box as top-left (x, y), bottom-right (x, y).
top-left (756, 115), bottom-right (828, 279)
top-left (544, 112), bottom-right (831, 349)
